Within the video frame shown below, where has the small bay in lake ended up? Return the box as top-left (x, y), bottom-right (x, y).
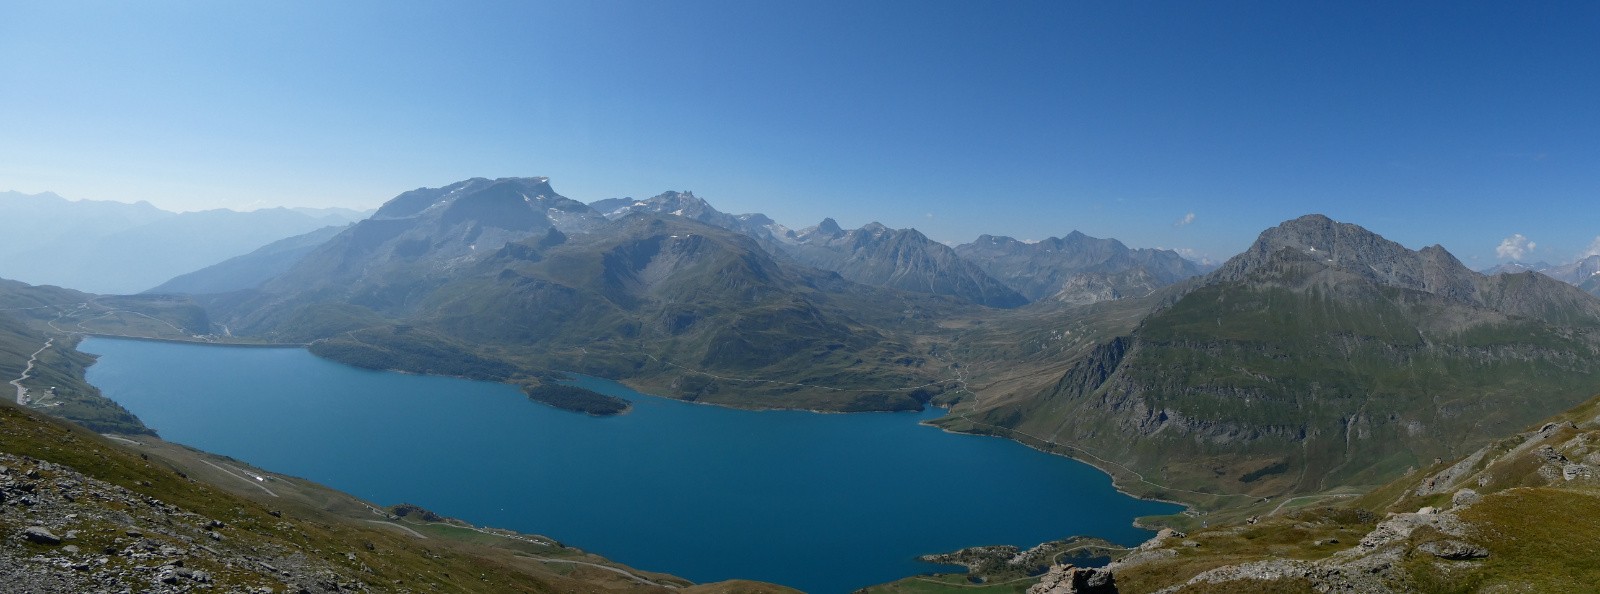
top-left (81, 336), bottom-right (1180, 593)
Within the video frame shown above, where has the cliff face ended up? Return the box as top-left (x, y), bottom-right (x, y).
top-left (943, 215), bottom-right (1600, 501)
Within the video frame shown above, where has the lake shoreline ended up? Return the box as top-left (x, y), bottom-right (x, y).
top-left (81, 335), bottom-right (1182, 593)
top-left (80, 332), bottom-right (309, 349)
top-left (85, 334), bottom-right (1189, 516)
top-left (922, 418), bottom-right (1196, 528)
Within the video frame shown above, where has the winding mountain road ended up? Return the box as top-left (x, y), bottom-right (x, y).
top-left (9, 337), bottom-right (52, 405)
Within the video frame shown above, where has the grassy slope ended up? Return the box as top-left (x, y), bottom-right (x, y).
top-left (0, 302), bottom-right (152, 434)
top-left (935, 270), bottom-right (1600, 518)
top-left (1114, 394), bottom-right (1600, 593)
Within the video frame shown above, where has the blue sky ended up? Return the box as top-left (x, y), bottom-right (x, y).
top-left (2, 1), bottom-right (1597, 265)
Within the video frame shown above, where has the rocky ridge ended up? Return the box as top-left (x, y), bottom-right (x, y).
top-left (591, 192), bottom-right (1032, 307)
top-left (779, 221), bottom-right (1029, 308)
top-left (955, 232), bottom-right (1206, 303)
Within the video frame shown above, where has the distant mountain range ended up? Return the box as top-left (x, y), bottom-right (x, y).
top-left (0, 190), bottom-right (371, 294)
top-left (953, 232), bottom-right (1211, 303)
top-left (27, 175), bottom-right (1600, 513)
top-left (1484, 255), bottom-right (1600, 296)
top-left (589, 190), bottom-right (1199, 308)
top-left (159, 182), bottom-right (1206, 310)
top-left (592, 192), bottom-right (1026, 307)
top-left (200, 178), bottom-right (955, 412)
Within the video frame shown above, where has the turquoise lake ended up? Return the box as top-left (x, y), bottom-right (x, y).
top-left (81, 337), bottom-right (1180, 593)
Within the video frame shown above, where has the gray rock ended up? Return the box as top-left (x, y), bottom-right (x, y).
top-left (1027, 564), bottom-right (1116, 594)
top-left (1414, 448), bottom-right (1484, 496)
top-left (1563, 463), bottom-right (1594, 481)
top-left (23, 526), bottom-right (62, 545)
top-left (1535, 445), bottom-right (1568, 464)
top-left (1417, 539), bottom-right (1489, 560)
top-left (1138, 528), bottom-right (1186, 551)
top-left (1451, 489), bottom-right (1481, 507)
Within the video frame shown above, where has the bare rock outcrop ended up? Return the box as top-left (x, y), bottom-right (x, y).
top-left (1146, 507), bottom-right (1485, 594)
top-left (1027, 564), bottom-right (1116, 594)
top-left (0, 452), bottom-right (366, 593)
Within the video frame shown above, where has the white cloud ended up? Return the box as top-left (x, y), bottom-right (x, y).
top-left (1177, 247), bottom-right (1211, 264)
top-left (1495, 234), bottom-right (1537, 261)
top-left (1174, 212), bottom-right (1196, 227)
top-left (1584, 236), bottom-right (1600, 258)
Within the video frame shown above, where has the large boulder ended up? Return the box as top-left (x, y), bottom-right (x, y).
top-left (22, 526), bottom-right (61, 545)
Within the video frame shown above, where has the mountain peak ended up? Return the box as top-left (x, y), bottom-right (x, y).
top-left (651, 190), bottom-right (703, 205)
top-left (373, 177), bottom-right (560, 221)
top-left (817, 218), bottom-right (843, 235)
top-left (1249, 214), bottom-right (1396, 258)
top-left (591, 190), bottom-right (719, 222)
top-left (1207, 214), bottom-right (1525, 307)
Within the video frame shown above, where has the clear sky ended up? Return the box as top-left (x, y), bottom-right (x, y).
top-left (3, 1), bottom-right (1597, 265)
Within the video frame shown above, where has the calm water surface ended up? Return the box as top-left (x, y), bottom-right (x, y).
top-left (82, 337), bottom-right (1179, 593)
